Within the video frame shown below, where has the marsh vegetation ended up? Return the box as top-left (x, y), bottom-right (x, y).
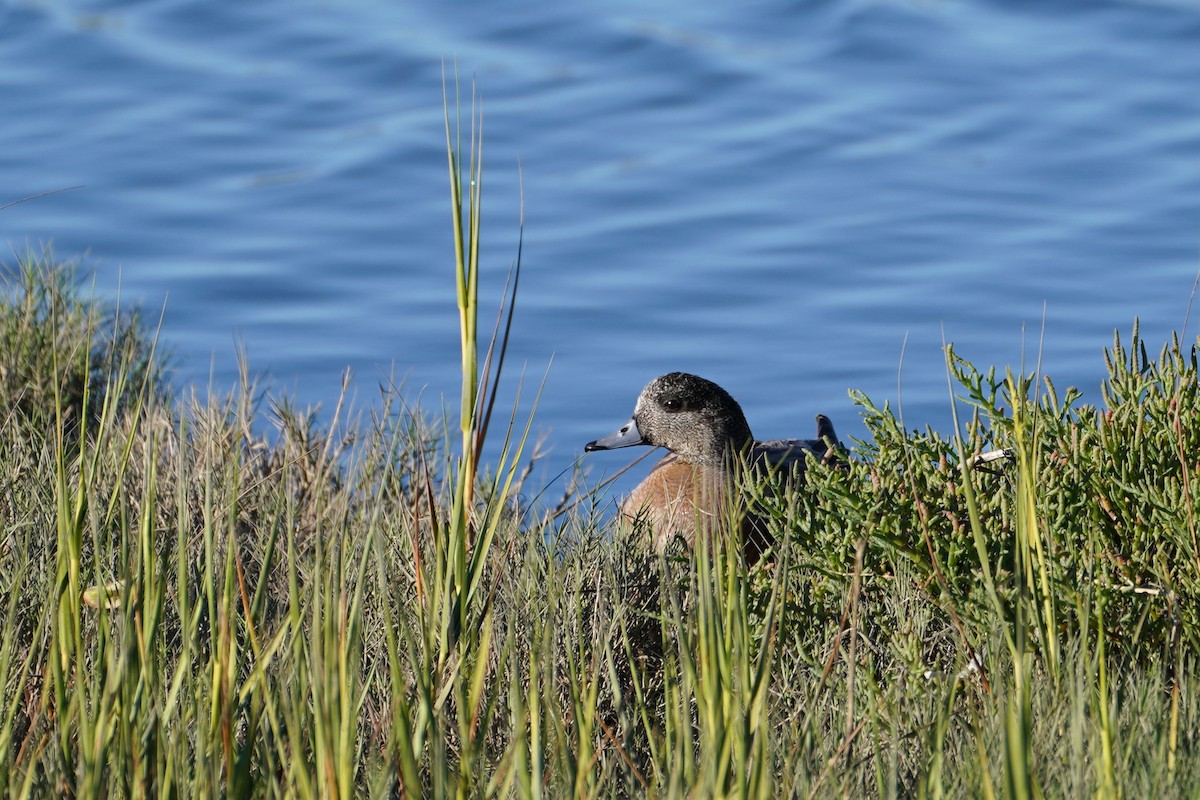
top-left (2, 106), bottom-right (1198, 798)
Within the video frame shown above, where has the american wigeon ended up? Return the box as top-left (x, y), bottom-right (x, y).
top-left (585, 372), bottom-right (840, 561)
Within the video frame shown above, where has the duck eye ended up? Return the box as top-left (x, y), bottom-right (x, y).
top-left (662, 397), bottom-right (686, 412)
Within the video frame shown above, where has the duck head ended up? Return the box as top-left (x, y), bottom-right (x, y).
top-left (585, 372), bottom-right (753, 466)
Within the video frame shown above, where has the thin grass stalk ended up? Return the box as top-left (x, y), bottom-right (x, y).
top-left (280, 449), bottom-right (315, 799)
top-left (917, 678), bottom-right (959, 800)
top-left (124, 421), bottom-right (165, 799)
top-left (614, 601), bottom-right (662, 785)
top-left (373, 517), bottom-right (423, 797)
top-left (1093, 597), bottom-right (1119, 799)
top-left (999, 375), bottom-right (1042, 800)
top-left (945, 345), bottom-right (1014, 663)
top-left (83, 346), bottom-right (135, 799)
top-left (218, 495), bottom-right (247, 797)
top-left (374, 73), bottom-right (534, 798)
top-left (0, 550), bottom-right (46, 797)
top-left (562, 597), bottom-right (602, 799)
top-left (163, 410), bottom-right (195, 794)
top-left (747, 535), bottom-right (786, 800)
top-left (367, 396), bottom-right (427, 797)
top-left (103, 299), bottom-right (164, 800)
top-left (49, 309), bottom-right (92, 794)
top-left (1169, 607), bottom-right (1182, 777)
top-left (467, 369), bottom-right (545, 615)
top-left (443, 72), bottom-right (489, 797)
top-left (1007, 371), bottom-right (1059, 680)
top-left (443, 70), bottom-right (482, 537)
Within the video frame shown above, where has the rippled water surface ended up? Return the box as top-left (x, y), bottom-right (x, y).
top-left (3, 0), bottom-right (1199, 497)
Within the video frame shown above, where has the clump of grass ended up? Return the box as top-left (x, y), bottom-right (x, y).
top-left (0, 249), bottom-right (161, 441)
top-left (3, 108), bottom-right (1200, 796)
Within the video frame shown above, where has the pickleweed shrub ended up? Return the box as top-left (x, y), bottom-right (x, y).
top-left (944, 325), bottom-right (1200, 654)
top-left (768, 321), bottom-right (1200, 676)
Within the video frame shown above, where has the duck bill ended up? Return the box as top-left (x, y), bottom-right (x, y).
top-left (585, 417), bottom-right (647, 451)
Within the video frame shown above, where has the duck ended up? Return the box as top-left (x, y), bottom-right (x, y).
top-left (585, 372), bottom-right (840, 562)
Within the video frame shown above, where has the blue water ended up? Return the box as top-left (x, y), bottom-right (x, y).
top-left (2, 0), bottom-right (1199, 501)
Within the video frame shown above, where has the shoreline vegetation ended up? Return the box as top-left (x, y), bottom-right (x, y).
top-left (3, 105), bottom-right (1199, 798)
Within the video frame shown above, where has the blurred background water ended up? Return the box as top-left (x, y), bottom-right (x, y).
top-left (2, 0), bottom-right (1199, 503)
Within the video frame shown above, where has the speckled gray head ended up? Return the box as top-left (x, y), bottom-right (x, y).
top-left (585, 372), bottom-right (754, 465)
